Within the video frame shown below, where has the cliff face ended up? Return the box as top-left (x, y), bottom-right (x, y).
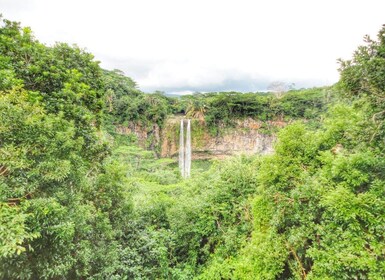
top-left (116, 117), bottom-right (285, 159)
top-left (116, 122), bottom-right (161, 151)
top-left (196, 130), bottom-right (275, 158)
top-left (161, 117), bottom-right (283, 159)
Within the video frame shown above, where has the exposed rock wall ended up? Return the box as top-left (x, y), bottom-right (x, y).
top-left (161, 117), bottom-right (285, 159)
top-left (116, 117), bottom-right (285, 159)
top-left (201, 131), bottom-right (275, 157)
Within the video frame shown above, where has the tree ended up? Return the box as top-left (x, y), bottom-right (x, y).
top-left (0, 18), bottom-right (131, 279)
top-left (338, 24), bottom-right (385, 145)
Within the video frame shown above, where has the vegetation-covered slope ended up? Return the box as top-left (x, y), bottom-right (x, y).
top-left (0, 17), bottom-right (132, 278)
top-left (1, 16), bottom-right (385, 279)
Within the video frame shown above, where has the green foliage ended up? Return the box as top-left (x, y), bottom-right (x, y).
top-left (102, 69), bottom-right (174, 152)
top-left (338, 25), bottom-right (385, 146)
top-left (103, 68), bottom-right (172, 127)
top-left (2, 16), bottom-right (385, 280)
top-left (0, 88), bottom-right (85, 199)
top-left (0, 17), bottom-right (104, 122)
top-left (188, 56), bottom-right (385, 278)
top-left (0, 18), bottom-right (130, 279)
top-left (0, 203), bottom-right (40, 258)
top-left (338, 27), bottom-right (385, 105)
top-left (225, 102), bottom-right (385, 279)
top-left (113, 92), bottom-right (171, 127)
top-left (231, 195), bottom-right (287, 280)
top-left (172, 89), bottom-right (330, 135)
top-left (106, 150), bottom-right (259, 279)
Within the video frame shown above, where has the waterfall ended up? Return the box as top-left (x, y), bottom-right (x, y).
top-left (185, 119), bottom-right (191, 178)
top-left (179, 119), bottom-right (191, 178)
top-left (179, 119), bottom-right (185, 178)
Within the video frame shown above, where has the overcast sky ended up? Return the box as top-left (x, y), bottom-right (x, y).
top-left (1, 0), bottom-right (385, 94)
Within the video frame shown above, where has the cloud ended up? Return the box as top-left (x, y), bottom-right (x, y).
top-left (133, 59), bottom-right (260, 92)
top-left (2, 0), bottom-right (385, 93)
top-left (1, 0), bottom-right (35, 12)
top-left (95, 55), bottom-right (160, 78)
top-left (107, 57), bottom-right (336, 93)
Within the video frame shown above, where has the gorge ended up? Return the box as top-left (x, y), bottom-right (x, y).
top-left (116, 117), bottom-right (282, 161)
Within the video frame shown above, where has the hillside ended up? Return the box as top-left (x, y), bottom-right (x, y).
top-left (108, 84), bottom-right (331, 158)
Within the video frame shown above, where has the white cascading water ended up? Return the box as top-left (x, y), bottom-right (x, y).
top-left (179, 119), bottom-right (185, 178)
top-left (185, 119), bottom-right (191, 178)
top-left (179, 119), bottom-right (191, 178)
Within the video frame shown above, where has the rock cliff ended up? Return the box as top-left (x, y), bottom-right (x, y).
top-left (161, 117), bottom-right (283, 159)
top-left (116, 117), bottom-right (286, 159)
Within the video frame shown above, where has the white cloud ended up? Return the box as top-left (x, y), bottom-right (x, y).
top-left (1, 0), bottom-right (385, 92)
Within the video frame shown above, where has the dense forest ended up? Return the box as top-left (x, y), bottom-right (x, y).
top-left (1, 17), bottom-right (385, 279)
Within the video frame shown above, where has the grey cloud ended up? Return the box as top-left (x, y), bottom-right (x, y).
top-left (141, 77), bottom-right (271, 93)
top-left (139, 76), bottom-right (332, 94)
top-left (95, 55), bottom-right (334, 94)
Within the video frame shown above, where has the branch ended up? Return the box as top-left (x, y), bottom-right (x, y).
top-left (369, 122), bottom-right (383, 143)
top-left (7, 192), bottom-right (34, 206)
top-left (0, 165), bottom-right (9, 176)
top-left (288, 244), bottom-right (307, 279)
top-left (372, 110), bottom-right (385, 123)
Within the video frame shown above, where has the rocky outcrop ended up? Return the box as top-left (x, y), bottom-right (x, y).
top-left (201, 131), bottom-right (275, 157)
top-left (161, 117), bottom-right (285, 160)
top-left (116, 117), bottom-right (286, 159)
